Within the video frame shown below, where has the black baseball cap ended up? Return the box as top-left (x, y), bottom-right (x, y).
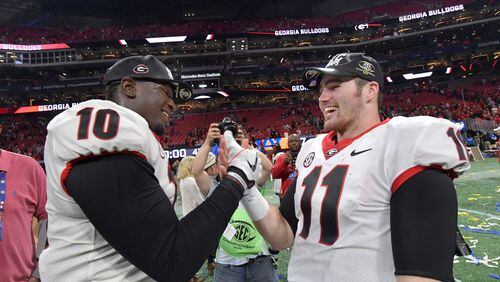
top-left (104, 55), bottom-right (193, 103)
top-left (302, 53), bottom-right (384, 91)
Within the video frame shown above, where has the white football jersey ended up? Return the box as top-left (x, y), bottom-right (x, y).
top-left (288, 116), bottom-right (470, 282)
top-left (40, 99), bottom-right (175, 282)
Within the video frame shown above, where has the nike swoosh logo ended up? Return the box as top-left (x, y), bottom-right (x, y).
top-left (350, 148), bottom-right (373, 156)
top-left (247, 153), bottom-right (258, 171)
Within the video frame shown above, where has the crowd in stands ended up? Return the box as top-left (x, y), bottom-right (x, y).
top-left (0, 79), bottom-right (497, 161)
top-left (167, 80), bottom-right (498, 147)
top-left (0, 114), bottom-right (52, 161)
top-left (0, 0), bottom-right (483, 45)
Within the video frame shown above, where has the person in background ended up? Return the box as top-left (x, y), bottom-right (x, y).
top-left (0, 124), bottom-right (48, 282)
top-left (177, 156), bottom-right (205, 217)
top-left (271, 134), bottom-right (301, 200)
top-left (194, 123), bottom-right (277, 282)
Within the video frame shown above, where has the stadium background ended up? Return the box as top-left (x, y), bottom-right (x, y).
top-left (0, 0), bottom-right (498, 280)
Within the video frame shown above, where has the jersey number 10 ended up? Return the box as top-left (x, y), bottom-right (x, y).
top-left (76, 107), bottom-right (120, 140)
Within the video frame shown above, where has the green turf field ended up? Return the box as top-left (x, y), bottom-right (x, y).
top-left (453, 158), bottom-right (499, 282)
top-left (190, 158), bottom-right (499, 281)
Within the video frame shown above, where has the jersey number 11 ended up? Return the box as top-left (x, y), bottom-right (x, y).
top-left (299, 165), bottom-right (349, 246)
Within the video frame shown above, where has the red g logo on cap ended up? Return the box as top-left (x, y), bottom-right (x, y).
top-left (133, 64), bottom-right (149, 74)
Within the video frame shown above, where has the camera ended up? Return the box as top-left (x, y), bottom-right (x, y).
top-left (218, 117), bottom-right (238, 136)
top-left (213, 117), bottom-right (239, 145)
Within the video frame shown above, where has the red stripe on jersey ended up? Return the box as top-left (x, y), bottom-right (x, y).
top-left (321, 131), bottom-right (337, 159)
top-left (322, 118), bottom-right (391, 159)
top-left (60, 150), bottom-right (148, 196)
top-left (391, 165), bottom-right (428, 193)
top-left (392, 164), bottom-right (458, 193)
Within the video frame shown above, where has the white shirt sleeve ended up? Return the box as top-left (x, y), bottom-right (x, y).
top-left (386, 116), bottom-right (470, 193)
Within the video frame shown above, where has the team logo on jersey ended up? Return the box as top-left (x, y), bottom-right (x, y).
top-left (326, 148), bottom-right (337, 156)
top-left (133, 64), bottom-right (149, 74)
top-left (303, 152), bottom-right (315, 167)
top-left (356, 61), bottom-right (375, 77)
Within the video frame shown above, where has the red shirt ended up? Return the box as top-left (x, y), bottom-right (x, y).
top-left (271, 153), bottom-right (297, 196)
top-left (0, 150), bottom-right (47, 282)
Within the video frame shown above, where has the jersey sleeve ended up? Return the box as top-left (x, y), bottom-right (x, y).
top-left (386, 116), bottom-right (470, 193)
top-left (46, 101), bottom-right (152, 163)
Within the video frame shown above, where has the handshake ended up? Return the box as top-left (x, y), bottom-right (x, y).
top-left (218, 117), bottom-right (261, 189)
top-left (216, 117), bottom-right (270, 221)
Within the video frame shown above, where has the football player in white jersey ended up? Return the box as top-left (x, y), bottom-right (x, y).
top-left (238, 53), bottom-right (470, 282)
top-left (40, 55), bottom-right (262, 282)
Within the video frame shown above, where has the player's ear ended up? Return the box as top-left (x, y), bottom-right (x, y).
top-left (365, 81), bottom-right (379, 105)
top-left (120, 77), bottom-right (137, 98)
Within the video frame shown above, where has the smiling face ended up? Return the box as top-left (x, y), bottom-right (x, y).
top-left (318, 75), bottom-right (363, 133)
top-left (116, 78), bottom-right (176, 136)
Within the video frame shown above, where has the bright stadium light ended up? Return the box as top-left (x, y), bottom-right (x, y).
top-left (194, 95), bottom-right (211, 99)
top-left (446, 67), bottom-right (452, 74)
top-left (386, 76), bottom-right (393, 83)
top-left (118, 39), bottom-right (128, 45)
top-left (402, 71), bottom-right (433, 80)
top-left (146, 36), bottom-right (187, 43)
top-left (217, 91), bottom-right (229, 97)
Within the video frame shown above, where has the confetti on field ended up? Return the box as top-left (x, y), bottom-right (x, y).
top-left (469, 239), bottom-right (478, 249)
top-left (468, 217), bottom-right (498, 230)
top-left (464, 253), bottom-right (500, 268)
top-left (468, 196), bottom-right (493, 202)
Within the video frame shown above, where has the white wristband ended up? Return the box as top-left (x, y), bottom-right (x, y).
top-left (241, 185), bottom-right (270, 221)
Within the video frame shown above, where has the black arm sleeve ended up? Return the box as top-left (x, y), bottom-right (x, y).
top-left (390, 168), bottom-right (457, 282)
top-left (279, 178), bottom-right (298, 235)
top-left (66, 154), bottom-right (243, 282)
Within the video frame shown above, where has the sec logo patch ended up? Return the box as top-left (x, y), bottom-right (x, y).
top-left (303, 152), bottom-right (315, 167)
